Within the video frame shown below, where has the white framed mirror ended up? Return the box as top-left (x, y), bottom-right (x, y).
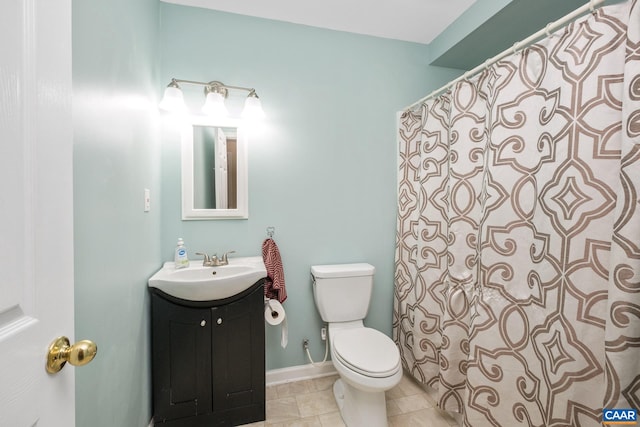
top-left (181, 116), bottom-right (248, 220)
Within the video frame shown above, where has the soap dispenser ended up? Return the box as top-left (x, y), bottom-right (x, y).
top-left (174, 238), bottom-right (189, 269)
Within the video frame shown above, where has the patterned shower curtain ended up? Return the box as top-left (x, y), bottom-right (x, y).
top-left (394, 2), bottom-right (639, 426)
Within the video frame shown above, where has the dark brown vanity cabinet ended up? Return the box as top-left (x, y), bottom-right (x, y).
top-left (151, 280), bottom-right (266, 426)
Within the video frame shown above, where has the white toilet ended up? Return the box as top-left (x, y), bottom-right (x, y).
top-left (311, 263), bottom-right (402, 427)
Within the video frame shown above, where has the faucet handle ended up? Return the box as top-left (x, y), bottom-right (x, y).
top-left (195, 252), bottom-right (211, 264)
top-left (221, 250), bottom-right (236, 263)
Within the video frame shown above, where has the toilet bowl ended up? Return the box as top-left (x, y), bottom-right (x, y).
top-left (329, 322), bottom-right (402, 427)
top-left (311, 264), bottom-right (402, 427)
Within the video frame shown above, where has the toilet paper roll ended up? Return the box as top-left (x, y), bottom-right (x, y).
top-left (265, 299), bottom-right (288, 348)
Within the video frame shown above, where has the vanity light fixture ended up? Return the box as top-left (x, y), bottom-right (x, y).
top-left (202, 83), bottom-right (228, 117)
top-left (242, 91), bottom-right (266, 120)
top-left (158, 80), bottom-right (186, 113)
top-left (159, 78), bottom-right (265, 119)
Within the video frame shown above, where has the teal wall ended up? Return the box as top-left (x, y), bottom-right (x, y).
top-left (70, 0), bottom-right (590, 424)
top-left (429, 0), bottom-right (513, 65)
top-left (158, 4), bottom-right (462, 370)
top-left (430, 0), bottom-right (591, 70)
top-left (72, 0), bottom-right (161, 425)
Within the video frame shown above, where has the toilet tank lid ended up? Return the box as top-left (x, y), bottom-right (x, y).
top-left (311, 263), bottom-right (375, 278)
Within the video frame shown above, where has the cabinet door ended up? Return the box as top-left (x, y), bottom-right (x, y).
top-left (152, 293), bottom-right (212, 421)
top-left (211, 285), bottom-right (265, 413)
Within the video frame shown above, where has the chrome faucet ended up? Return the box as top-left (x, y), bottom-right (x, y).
top-left (195, 251), bottom-right (235, 266)
top-left (220, 250), bottom-right (236, 265)
top-left (195, 252), bottom-right (214, 266)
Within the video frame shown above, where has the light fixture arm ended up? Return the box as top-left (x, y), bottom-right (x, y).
top-left (160, 77), bottom-right (264, 119)
top-left (168, 78), bottom-right (257, 97)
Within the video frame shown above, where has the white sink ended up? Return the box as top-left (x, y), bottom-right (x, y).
top-left (148, 256), bottom-right (267, 301)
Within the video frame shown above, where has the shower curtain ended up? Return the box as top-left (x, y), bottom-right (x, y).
top-left (394, 1), bottom-right (639, 426)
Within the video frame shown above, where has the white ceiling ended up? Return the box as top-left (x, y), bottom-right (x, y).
top-left (162, 0), bottom-right (477, 45)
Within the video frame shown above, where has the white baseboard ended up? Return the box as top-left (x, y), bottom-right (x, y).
top-left (266, 361), bottom-right (337, 386)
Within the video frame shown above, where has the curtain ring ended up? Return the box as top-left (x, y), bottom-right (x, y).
top-left (590, 0), bottom-right (596, 13)
top-left (545, 23), bottom-right (553, 38)
top-left (511, 42), bottom-right (520, 55)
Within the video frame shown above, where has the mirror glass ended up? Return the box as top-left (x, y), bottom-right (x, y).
top-left (182, 117), bottom-right (248, 220)
top-left (192, 125), bottom-right (237, 209)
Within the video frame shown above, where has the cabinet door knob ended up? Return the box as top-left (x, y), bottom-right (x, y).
top-left (200, 320), bottom-right (206, 327)
top-left (217, 318), bottom-right (223, 325)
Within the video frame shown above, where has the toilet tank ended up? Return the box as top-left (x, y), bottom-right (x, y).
top-left (311, 263), bottom-right (375, 323)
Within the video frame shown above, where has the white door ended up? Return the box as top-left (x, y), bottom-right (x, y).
top-left (215, 128), bottom-right (228, 209)
top-left (0, 0), bottom-right (79, 425)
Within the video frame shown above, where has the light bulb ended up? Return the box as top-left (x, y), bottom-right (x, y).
top-left (159, 85), bottom-right (186, 112)
top-left (202, 91), bottom-right (228, 118)
top-left (242, 93), bottom-right (265, 120)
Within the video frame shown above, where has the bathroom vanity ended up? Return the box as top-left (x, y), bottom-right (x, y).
top-left (150, 279), bottom-right (266, 426)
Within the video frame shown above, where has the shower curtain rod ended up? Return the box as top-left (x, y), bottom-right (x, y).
top-left (402, 0), bottom-right (606, 112)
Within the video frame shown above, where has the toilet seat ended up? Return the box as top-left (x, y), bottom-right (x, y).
top-left (332, 327), bottom-right (400, 378)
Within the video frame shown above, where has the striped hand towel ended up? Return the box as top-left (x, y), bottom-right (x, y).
top-left (262, 238), bottom-right (287, 303)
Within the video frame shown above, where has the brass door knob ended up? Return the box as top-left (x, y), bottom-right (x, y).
top-left (46, 336), bottom-right (98, 374)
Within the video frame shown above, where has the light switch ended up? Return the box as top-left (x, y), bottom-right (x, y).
top-left (144, 188), bottom-right (151, 212)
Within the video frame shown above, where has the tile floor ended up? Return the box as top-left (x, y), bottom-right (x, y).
top-left (242, 372), bottom-right (461, 427)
